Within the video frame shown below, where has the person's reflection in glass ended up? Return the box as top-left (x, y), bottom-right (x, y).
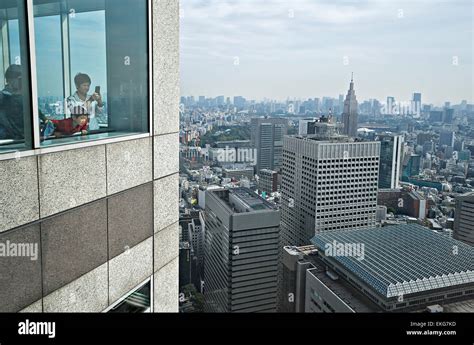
top-left (66, 73), bottom-right (103, 131)
top-left (0, 65), bottom-right (24, 140)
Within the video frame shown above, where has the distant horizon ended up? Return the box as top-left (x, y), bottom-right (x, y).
top-left (180, 0), bottom-right (473, 105)
top-left (179, 88), bottom-right (470, 108)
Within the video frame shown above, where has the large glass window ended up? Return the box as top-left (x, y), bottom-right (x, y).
top-left (33, 0), bottom-right (149, 147)
top-left (0, 0), bottom-right (33, 153)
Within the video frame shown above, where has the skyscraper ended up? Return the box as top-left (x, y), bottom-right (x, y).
top-left (251, 117), bottom-right (288, 172)
top-left (342, 74), bottom-right (359, 137)
top-left (280, 127), bottom-right (380, 248)
top-left (377, 133), bottom-right (404, 189)
top-left (413, 92), bottom-right (421, 104)
top-left (402, 154), bottom-right (422, 178)
top-left (444, 108), bottom-right (454, 124)
top-left (204, 188), bottom-right (280, 312)
top-left (454, 192), bottom-right (474, 246)
top-left (440, 130), bottom-right (455, 147)
top-left (413, 92), bottom-right (421, 114)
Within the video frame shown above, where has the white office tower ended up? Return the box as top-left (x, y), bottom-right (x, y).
top-left (280, 126), bottom-right (380, 247)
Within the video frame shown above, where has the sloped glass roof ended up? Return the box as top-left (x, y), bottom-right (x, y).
top-left (311, 224), bottom-right (474, 298)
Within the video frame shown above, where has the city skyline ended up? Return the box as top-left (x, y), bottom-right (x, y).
top-left (180, 0), bottom-right (473, 105)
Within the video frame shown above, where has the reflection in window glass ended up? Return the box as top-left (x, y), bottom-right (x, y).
top-left (34, 14), bottom-right (64, 119)
top-left (8, 19), bottom-right (20, 63)
top-left (0, 1), bottom-right (32, 153)
top-left (69, 10), bottom-right (107, 128)
top-left (108, 281), bottom-right (151, 313)
top-left (33, 0), bottom-right (149, 147)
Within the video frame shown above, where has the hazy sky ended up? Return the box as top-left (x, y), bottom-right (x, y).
top-left (180, 0), bottom-right (473, 105)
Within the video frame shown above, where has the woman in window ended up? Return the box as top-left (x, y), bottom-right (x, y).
top-left (66, 73), bottom-right (103, 131)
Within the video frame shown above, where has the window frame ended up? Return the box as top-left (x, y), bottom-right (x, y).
top-left (0, 0), bottom-right (153, 161)
top-left (102, 277), bottom-right (153, 313)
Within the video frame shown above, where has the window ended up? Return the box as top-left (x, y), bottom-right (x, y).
top-left (33, 0), bottom-right (148, 147)
top-left (107, 280), bottom-right (151, 313)
top-left (0, 1), bottom-right (33, 153)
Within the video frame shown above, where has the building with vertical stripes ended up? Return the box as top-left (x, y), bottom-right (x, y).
top-left (204, 188), bottom-right (280, 312)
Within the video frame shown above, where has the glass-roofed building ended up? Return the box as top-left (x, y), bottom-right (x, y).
top-left (310, 224), bottom-right (474, 311)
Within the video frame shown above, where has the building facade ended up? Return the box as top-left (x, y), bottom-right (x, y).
top-left (280, 135), bottom-right (380, 248)
top-left (204, 188), bottom-right (280, 312)
top-left (250, 117), bottom-right (288, 172)
top-left (454, 192), bottom-right (474, 246)
top-left (0, 0), bottom-right (180, 312)
top-left (258, 169), bottom-right (279, 194)
top-left (377, 133), bottom-right (403, 189)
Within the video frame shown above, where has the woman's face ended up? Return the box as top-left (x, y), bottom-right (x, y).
top-left (77, 82), bottom-right (90, 95)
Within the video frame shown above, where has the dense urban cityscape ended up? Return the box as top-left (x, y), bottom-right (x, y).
top-left (0, 0), bottom-right (473, 343)
top-left (177, 77), bottom-right (474, 313)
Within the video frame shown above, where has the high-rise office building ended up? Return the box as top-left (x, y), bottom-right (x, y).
top-left (454, 192), bottom-right (474, 246)
top-left (440, 130), bottom-right (455, 147)
top-left (280, 245), bottom-right (317, 312)
top-left (402, 154), bottom-right (422, 178)
top-left (342, 75), bottom-right (359, 137)
top-left (204, 188), bottom-right (280, 312)
top-left (280, 129), bottom-right (380, 248)
top-left (251, 117), bottom-right (288, 172)
top-left (413, 92), bottom-right (421, 105)
top-left (444, 108), bottom-right (454, 124)
top-left (413, 92), bottom-right (421, 114)
top-left (179, 242), bottom-right (192, 288)
top-left (429, 110), bottom-right (444, 122)
top-left (377, 133), bottom-right (404, 189)
top-left (258, 169), bottom-right (279, 194)
top-left (0, 0), bottom-right (180, 313)
top-left (386, 96), bottom-right (395, 115)
top-left (188, 217), bottom-right (204, 269)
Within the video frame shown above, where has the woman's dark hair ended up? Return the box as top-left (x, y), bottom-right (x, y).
top-left (74, 73), bottom-right (91, 88)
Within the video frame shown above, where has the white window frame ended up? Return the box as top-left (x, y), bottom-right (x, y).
top-left (0, 0), bottom-right (153, 161)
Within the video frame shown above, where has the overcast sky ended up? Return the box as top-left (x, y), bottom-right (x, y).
top-left (180, 0), bottom-right (473, 105)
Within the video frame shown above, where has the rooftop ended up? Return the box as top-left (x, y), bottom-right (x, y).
top-left (211, 188), bottom-right (275, 213)
top-left (308, 265), bottom-right (381, 312)
top-left (311, 224), bottom-right (474, 298)
top-left (457, 191), bottom-right (474, 201)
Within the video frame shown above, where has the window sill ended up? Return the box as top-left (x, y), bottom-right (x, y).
top-left (0, 132), bottom-right (151, 162)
